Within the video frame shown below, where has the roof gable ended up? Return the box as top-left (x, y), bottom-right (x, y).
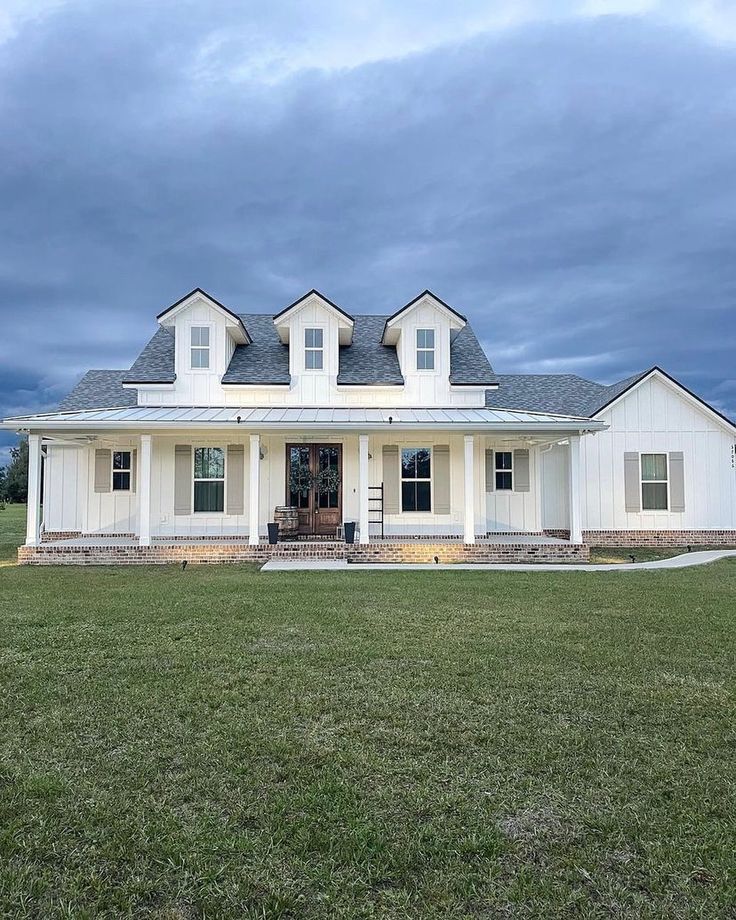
top-left (273, 290), bottom-right (354, 345)
top-left (157, 288), bottom-right (251, 344)
top-left (382, 290), bottom-right (466, 345)
top-left (590, 366), bottom-right (736, 431)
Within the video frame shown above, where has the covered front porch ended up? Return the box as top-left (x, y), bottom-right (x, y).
top-left (16, 404), bottom-right (605, 561)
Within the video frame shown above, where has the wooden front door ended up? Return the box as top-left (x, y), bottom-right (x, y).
top-left (286, 443), bottom-right (343, 536)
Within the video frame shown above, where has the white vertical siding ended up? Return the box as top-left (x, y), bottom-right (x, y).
top-left (150, 436), bottom-right (250, 537)
top-left (541, 443), bottom-right (570, 530)
top-left (44, 444), bottom-right (81, 532)
top-left (136, 294), bottom-right (487, 409)
top-left (484, 439), bottom-right (542, 532)
top-left (581, 375), bottom-right (736, 530)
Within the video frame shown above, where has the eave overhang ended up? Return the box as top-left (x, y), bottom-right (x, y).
top-left (3, 407), bottom-right (608, 435)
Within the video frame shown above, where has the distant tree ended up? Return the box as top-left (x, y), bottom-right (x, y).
top-left (1, 438), bottom-right (28, 503)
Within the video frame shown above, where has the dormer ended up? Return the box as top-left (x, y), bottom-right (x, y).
top-left (157, 288), bottom-right (251, 380)
top-left (382, 290), bottom-right (466, 382)
top-left (273, 290), bottom-right (353, 382)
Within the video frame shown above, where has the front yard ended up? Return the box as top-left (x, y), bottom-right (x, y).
top-left (0, 506), bottom-right (734, 918)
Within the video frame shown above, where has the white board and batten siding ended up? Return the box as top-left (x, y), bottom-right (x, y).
top-left (43, 432), bottom-right (545, 538)
top-left (45, 440), bottom-right (139, 534)
top-left (136, 292), bottom-right (487, 410)
top-left (541, 374), bottom-right (736, 532)
top-left (43, 374), bottom-right (735, 539)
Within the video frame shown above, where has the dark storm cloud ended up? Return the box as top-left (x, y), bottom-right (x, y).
top-left (1, 2), bottom-right (735, 462)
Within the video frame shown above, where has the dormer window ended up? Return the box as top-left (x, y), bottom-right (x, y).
top-left (305, 328), bottom-right (324, 369)
top-left (416, 328), bottom-right (435, 370)
top-left (190, 326), bottom-right (211, 369)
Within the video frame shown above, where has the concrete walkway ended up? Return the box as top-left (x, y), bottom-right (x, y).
top-left (261, 550), bottom-right (736, 573)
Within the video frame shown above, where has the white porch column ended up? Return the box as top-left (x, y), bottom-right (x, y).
top-left (139, 434), bottom-right (152, 546)
top-left (463, 434), bottom-right (475, 545)
top-left (25, 433), bottom-right (42, 546)
top-left (568, 434), bottom-right (583, 543)
top-left (249, 434), bottom-right (260, 545)
top-left (358, 434), bottom-right (370, 544)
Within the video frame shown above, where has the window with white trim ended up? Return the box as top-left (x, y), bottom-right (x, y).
top-left (190, 326), bottom-right (210, 369)
top-left (416, 328), bottom-right (435, 370)
top-left (495, 451), bottom-right (513, 490)
top-left (304, 328), bottom-right (324, 369)
top-left (401, 448), bottom-right (431, 512)
top-left (193, 447), bottom-right (225, 512)
top-left (641, 453), bottom-right (668, 510)
top-left (112, 451), bottom-right (131, 491)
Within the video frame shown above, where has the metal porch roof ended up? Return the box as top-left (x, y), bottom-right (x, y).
top-left (3, 405), bottom-right (607, 433)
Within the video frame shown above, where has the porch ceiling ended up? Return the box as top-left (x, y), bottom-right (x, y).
top-left (3, 405), bottom-right (606, 433)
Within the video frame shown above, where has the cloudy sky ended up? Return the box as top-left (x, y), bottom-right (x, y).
top-left (1, 0), bottom-right (735, 460)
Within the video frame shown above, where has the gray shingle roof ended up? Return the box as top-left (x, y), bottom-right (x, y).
top-left (222, 314), bottom-right (291, 384)
top-left (123, 327), bottom-right (176, 384)
top-left (586, 370), bottom-right (651, 414)
top-left (485, 371), bottom-right (653, 417)
top-left (449, 325), bottom-right (497, 386)
top-left (337, 315), bottom-right (404, 385)
top-left (58, 371), bottom-right (138, 411)
top-left (486, 374), bottom-right (607, 416)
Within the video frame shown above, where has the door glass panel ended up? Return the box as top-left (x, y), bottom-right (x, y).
top-left (317, 446), bottom-right (340, 509)
top-left (289, 446), bottom-right (311, 508)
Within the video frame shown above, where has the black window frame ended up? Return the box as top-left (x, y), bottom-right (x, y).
top-left (193, 446), bottom-right (225, 513)
top-left (401, 447), bottom-right (432, 512)
top-left (495, 451), bottom-right (513, 491)
top-left (112, 450), bottom-right (132, 492)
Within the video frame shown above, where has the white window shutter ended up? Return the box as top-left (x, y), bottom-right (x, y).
top-left (130, 449), bottom-right (137, 493)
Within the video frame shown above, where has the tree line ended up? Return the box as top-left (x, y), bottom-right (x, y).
top-left (0, 438), bottom-right (28, 504)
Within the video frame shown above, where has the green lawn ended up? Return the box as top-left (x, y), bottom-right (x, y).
top-left (0, 502), bottom-right (24, 563)
top-left (589, 545), bottom-right (734, 564)
top-left (0, 509), bottom-right (734, 918)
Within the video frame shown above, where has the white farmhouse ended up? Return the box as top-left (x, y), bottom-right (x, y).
top-left (4, 288), bottom-right (735, 564)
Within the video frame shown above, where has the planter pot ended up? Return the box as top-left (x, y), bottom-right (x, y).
top-left (344, 521), bottom-right (356, 544)
top-left (267, 522), bottom-right (279, 545)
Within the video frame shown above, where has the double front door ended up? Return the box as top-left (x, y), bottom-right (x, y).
top-left (286, 443), bottom-right (342, 535)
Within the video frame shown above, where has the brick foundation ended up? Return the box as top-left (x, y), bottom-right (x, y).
top-left (41, 531), bottom-right (136, 542)
top-left (583, 530), bottom-right (736, 547)
top-left (41, 531), bottom-right (82, 542)
top-left (543, 529), bottom-right (571, 540)
top-left (18, 540), bottom-right (589, 566)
